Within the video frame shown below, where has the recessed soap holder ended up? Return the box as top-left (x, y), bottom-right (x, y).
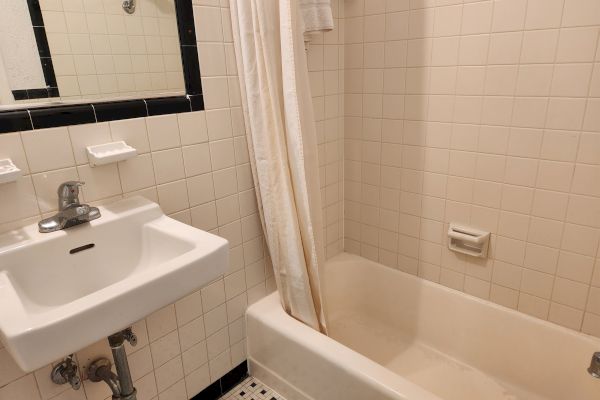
top-left (448, 223), bottom-right (490, 258)
top-left (0, 159), bottom-right (22, 184)
top-left (86, 141), bottom-right (137, 167)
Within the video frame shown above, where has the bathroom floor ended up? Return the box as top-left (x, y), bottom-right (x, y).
top-left (220, 377), bottom-right (287, 400)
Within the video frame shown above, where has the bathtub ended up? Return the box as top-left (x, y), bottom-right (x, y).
top-left (246, 253), bottom-right (600, 400)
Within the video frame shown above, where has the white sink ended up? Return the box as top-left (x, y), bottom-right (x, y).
top-left (0, 196), bottom-right (228, 372)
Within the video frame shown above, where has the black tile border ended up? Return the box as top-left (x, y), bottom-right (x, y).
top-left (0, 96), bottom-right (203, 133)
top-left (27, 0), bottom-right (44, 27)
top-left (94, 100), bottom-right (148, 123)
top-left (1, 0), bottom-right (204, 133)
top-left (175, 0), bottom-right (203, 96)
top-left (30, 104), bottom-right (96, 130)
top-left (12, 0), bottom-right (60, 100)
top-left (191, 361), bottom-right (248, 400)
top-left (146, 96), bottom-right (192, 116)
top-left (0, 111), bottom-right (34, 133)
top-left (12, 88), bottom-right (52, 101)
top-left (189, 94), bottom-right (205, 112)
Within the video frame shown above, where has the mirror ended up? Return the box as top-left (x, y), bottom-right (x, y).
top-left (0, 0), bottom-right (187, 105)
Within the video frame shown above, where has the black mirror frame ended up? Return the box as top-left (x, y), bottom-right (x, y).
top-left (11, 0), bottom-right (60, 101)
top-left (0, 0), bottom-right (203, 134)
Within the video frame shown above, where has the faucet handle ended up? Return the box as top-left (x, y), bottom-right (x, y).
top-left (58, 181), bottom-right (84, 193)
top-left (58, 181), bottom-right (85, 209)
top-left (58, 181), bottom-right (84, 197)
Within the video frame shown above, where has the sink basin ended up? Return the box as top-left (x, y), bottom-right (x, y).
top-left (0, 196), bottom-right (228, 372)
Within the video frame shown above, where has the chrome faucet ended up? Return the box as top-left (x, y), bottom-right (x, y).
top-left (588, 352), bottom-right (600, 378)
top-left (38, 181), bottom-right (101, 233)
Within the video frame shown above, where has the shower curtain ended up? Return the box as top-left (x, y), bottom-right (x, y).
top-left (230, 0), bottom-right (327, 332)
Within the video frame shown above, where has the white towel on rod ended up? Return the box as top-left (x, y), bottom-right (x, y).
top-left (299, 0), bottom-right (334, 34)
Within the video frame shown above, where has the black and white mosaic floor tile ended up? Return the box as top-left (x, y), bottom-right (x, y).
top-left (220, 377), bottom-right (287, 400)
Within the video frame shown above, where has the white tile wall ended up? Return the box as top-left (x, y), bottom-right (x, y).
top-left (0, 2), bottom-right (269, 400)
top-left (0, 1), bottom-right (346, 399)
top-left (343, 0), bottom-right (600, 337)
top-left (307, 0), bottom-right (346, 258)
top-left (0, 117), bottom-right (260, 400)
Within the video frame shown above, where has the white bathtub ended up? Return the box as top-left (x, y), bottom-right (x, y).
top-left (246, 253), bottom-right (600, 400)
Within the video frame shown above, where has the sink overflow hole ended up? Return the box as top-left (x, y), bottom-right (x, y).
top-left (69, 243), bottom-right (95, 254)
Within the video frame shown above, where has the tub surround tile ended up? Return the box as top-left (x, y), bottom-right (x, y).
top-left (343, 0), bottom-right (600, 340)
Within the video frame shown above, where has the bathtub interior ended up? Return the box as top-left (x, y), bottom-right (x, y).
top-left (247, 291), bottom-right (444, 400)
top-left (321, 253), bottom-right (600, 400)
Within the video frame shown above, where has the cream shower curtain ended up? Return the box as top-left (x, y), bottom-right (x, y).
top-left (230, 0), bottom-right (327, 332)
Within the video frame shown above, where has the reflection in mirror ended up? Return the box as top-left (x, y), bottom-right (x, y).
top-left (0, 0), bottom-right (185, 106)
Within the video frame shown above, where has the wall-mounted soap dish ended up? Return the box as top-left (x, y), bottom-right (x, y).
top-left (448, 223), bottom-right (490, 258)
top-left (0, 159), bottom-right (22, 184)
top-left (86, 141), bottom-right (137, 167)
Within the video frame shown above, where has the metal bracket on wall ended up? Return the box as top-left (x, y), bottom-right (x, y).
top-left (122, 0), bottom-right (136, 14)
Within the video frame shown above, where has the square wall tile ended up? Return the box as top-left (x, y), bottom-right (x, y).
top-left (152, 148), bottom-right (186, 184)
top-left (21, 128), bottom-right (75, 173)
top-left (77, 164), bottom-right (122, 202)
top-left (0, 133), bottom-right (29, 174)
top-left (147, 114), bottom-right (181, 151)
top-left (0, 177), bottom-right (40, 225)
top-left (110, 118), bottom-right (150, 154)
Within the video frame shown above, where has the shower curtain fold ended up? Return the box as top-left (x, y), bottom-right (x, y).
top-left (230, 0), bottom-right (327, 333)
